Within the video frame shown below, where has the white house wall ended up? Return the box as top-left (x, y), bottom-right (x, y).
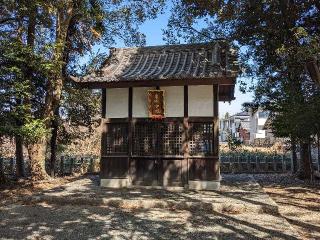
top-left (106, 88), bottom-right (128, 118)
top-left (161, 86), bottom-right (184, 117)
top-left (188, 85), bottom-right (213, 116)
top-left (132, 86), bottom-right (184, 118)
top-left (132, 87), bottom-right (153, 117)
top-left (258, 118), bottom-right (267, 126)
top-left (106, 85), bottom-right (213, 118)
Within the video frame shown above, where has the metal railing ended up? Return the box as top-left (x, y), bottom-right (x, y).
top-left (1, 154), bottom-right (319, 176)
top-left (220, 153), bottom-right (320, 173)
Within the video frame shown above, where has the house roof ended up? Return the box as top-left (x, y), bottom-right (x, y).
top-left (72, 41), bottom-right (239, 101)
top-left (233, 111), bottom-right (250, 117)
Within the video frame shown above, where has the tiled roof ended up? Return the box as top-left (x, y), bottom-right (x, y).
top-left (234, 111), bottom-right (250, 117)
top-left (76, 41), bottom-right (238, 84)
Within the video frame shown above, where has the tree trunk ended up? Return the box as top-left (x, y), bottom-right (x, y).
top-left (306, 58), bottom-right (320, 86)
top-left (297, 141), bottom-right (313, 179)
top-left (291, 137), bottom-right (298, 173)
top-left (22, 2), bottom-right (50, 180)
top-left (43, 4), bottom-right (73, 178)
top-left (13, 3), bottom-right (31, 179)
top-left (27, 4), bottom-right (73, 180)
top-left (0, 157), bottom-right (6, 184)
top-left (317, 134), bottom-right (320, 172)
top-left (49, 108), bottom-right (59, 177)
top-left (27, 138), bottom-right (48, 181)
top-left (15, 135), bottom-right (24, 177)
top-left (43, 4), bottom-right (73, 120)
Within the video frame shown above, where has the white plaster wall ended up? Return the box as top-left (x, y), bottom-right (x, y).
top-left (258, 118), bottom-right (267, 126)
top-left (106, 88), bottom-right (128, 118)
top-left (161, 86), bottom-right (184, 117)
top-left (188, 85), bottom-right (213, 116)
top-left (133, 86), bottom-right (184, 118)
top-left (255, 130), bottom-right (266, 139)
top-left (107, 85), bottom-right (213, 118)
top-left (132, 87), bottom-right (152, 117)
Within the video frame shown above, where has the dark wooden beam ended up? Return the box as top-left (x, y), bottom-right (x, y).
top-left (128, 87), bottom-right (133, 180)
top-left (213, 85), bottom-right (219, 156)
top-left (128, 87), bottom-right (133, 118)
top-left (75, 77), bottom-right (236, 89)
top-left (182, 85), bottom-right (189, 186)
top-left (100, 88), bottom-right (107, 179)
top-left (85, 80), bottom-right (235, 102)
top-left (100, 122), bottom-right (107, 179)
top-left (213, 84), bottom-right (220, 180)
top-left (128, 87), bottom-right (133, 157)
top-left (184, 85), bottom-right (188, 117)
top-left (219, 96), bottom-right (235, 102)
top-left (101, 88), bottom-right (106, 118)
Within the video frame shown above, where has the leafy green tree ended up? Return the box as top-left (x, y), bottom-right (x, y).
top-left (0, 0), bottom-right (165, 180)
top-left (46, 0), bottom-right (165, 176)
top-left (226, 131), bottom-right (242, 152)
top-left (165, 0), bottom-right (320, 179)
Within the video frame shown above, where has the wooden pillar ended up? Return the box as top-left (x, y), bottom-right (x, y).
top-left (184, 85), bottom-right (188, 117)
top-left (128, 87), bottom-right (133, 155)
top-left (128, 87), bottom-right (134, 182)
top-left (101, 88), bottom-right (106, 118)
top-left (100, 88), bottom-right (107, 179)
top-left (182, 85), bottom-right (189, 186)
top-left (213, 85), bottom-right (220, 180)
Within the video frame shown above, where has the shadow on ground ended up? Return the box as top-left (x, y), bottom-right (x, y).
top-left (0, 174), bottom-right (301, 240)
top-left (254, 173), bottom-right (320, 240)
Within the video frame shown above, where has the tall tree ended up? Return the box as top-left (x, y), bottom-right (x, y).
top-left (0, 0), bottom-right (165, 180)
top-left (165, 0), bottom-right (320, 179)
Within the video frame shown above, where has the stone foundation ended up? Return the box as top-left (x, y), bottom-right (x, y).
top-left (188, 180), bottom-right (220, 190)
top-left (100, 178), bottom-right (131, 188)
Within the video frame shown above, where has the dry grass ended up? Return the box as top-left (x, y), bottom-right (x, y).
top-left (0, 126), bottom-right (101, 159)
top-left (220, 142), bottom-right (287, 154)
top-left (0, 175), bottom-right (81, 206)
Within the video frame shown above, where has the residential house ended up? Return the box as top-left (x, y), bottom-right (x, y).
top-left (220, 109), bottom-right (273, 145)
top-left (220, 111), bottom-right (250, 144)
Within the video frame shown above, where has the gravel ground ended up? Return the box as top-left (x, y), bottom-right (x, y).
top-left (253, 174), bottom-right (320, 240)
top-left (0, 174), bottom-right (301, 240)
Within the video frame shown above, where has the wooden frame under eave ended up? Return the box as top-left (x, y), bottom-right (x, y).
top-left (75, 77), bottom-right (235, 88)
top-left (101, 88), bottom-right (106, 119)
top-left (213, 84), bottom-right (220, 180)
top-left (182, 85), bottom-right (189, 187)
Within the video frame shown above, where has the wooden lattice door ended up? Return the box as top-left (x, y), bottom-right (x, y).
top-left (132, 121), bottom-right (183, 186)
top-left (132, 122), bottom-right (160, 185)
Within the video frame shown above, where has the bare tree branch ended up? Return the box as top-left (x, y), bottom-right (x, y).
top-left (0, 17), bottom-right (17, 25)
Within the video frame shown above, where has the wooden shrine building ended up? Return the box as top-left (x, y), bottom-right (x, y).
top-left (73, 42), bottom-right (239, 190)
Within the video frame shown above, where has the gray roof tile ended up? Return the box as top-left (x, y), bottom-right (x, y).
top-left (77, 42), bottom-right (239, 84)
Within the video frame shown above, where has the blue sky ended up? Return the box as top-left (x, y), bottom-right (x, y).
top-left (87, 7), bottom-right (254, 116)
